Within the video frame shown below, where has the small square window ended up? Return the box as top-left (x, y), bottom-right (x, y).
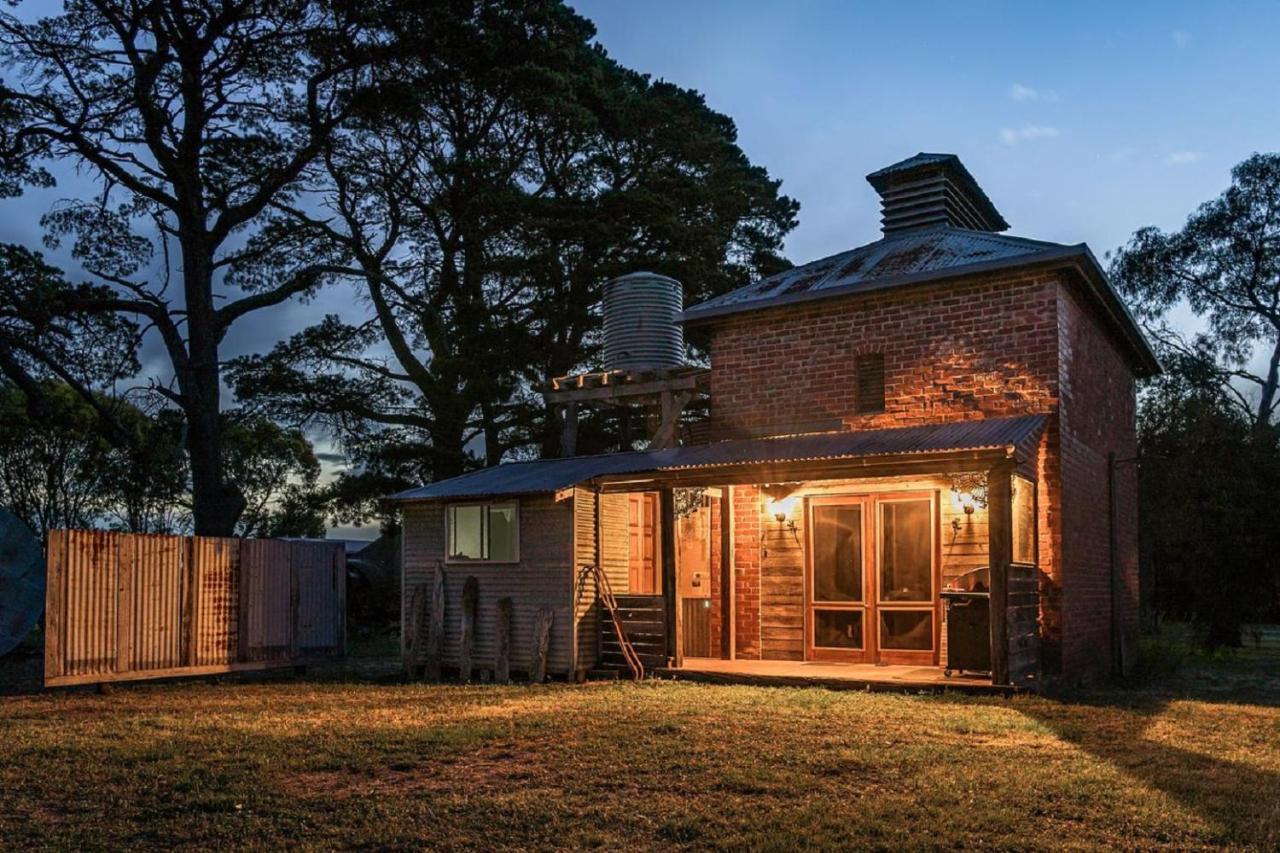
top-left (856, 353), bottom-right (885, 413)
top-left (446, 502), bottom-right (519, 562)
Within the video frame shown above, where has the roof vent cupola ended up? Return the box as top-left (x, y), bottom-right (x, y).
top-left (866, 153), bottom-right (1009, 237)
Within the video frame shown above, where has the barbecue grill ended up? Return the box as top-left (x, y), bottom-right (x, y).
top-left (941, 567), bottom-right (991, 677)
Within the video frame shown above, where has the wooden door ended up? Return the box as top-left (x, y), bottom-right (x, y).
top-left (874, 493), bottom-right (939, 665)
top-left (805, 492), bottom-right (939, 665)
top-left (805, 496), bottom-right (871, 663)
top-left (628, 492), bottom-right (660, 594)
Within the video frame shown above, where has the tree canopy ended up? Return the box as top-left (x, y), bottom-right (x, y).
top-left (1111, 152), bottom-right (1280, 438)
top-left (225, 1), bottom-right (798, 522)
top-left (0, 0), bottom-right (389, 533)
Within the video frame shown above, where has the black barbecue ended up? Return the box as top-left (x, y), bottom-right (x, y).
top-left (941, 567), bottom-right (991, 677)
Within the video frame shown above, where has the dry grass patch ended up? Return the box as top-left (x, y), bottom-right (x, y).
top-left (0, 648), bottom-right (1276, 850)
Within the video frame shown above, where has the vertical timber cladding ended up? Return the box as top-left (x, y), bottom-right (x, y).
top-left (750, 475), bottom-right (992, 667)
top-left (571, 486), bottom-right (599, 673)
top-left (44, 530), bottom-right (345, 687)
top-left (400, 495), bottom-right (576, 678)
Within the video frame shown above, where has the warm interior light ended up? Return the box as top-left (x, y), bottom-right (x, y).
top-left (766, 494), bottom-right (798, 521)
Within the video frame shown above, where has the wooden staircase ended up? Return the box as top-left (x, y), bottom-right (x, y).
top-left (579, 563), bottom-right (665, 679)
top-left (600, 595), bottom-right (667, 675)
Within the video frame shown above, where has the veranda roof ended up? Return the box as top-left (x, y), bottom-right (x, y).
top-left (387, 414), bottom-right (1046, 502)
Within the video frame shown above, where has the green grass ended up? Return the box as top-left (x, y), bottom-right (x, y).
top-left (1, 642), bottom-right (1277, 850)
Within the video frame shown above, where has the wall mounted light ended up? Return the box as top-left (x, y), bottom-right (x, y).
top-left (763, 484), bottom-right (800, 542)
top-left (947, 472), bottom-right (988, 534)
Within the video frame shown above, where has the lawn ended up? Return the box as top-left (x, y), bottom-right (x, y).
top-left (1, 640), bottom-right (1277, 850)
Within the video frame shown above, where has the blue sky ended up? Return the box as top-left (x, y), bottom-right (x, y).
top-left (573, 1), bottom-right (1280, 264)
top-left (4, 2), bottom-right (1279, 536)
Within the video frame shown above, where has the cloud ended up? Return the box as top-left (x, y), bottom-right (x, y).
top-left (1009, 83), bottom-right (1059, 103)
top-left (1172, 30), bottom-right (1190, 48)
top-left (1163, 150), bottom-right (1202, 166)
top-left (1000, 125), bottom-right (1060, 145)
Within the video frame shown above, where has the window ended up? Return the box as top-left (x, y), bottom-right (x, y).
top-left (856, 353), bottom-right (885, 413)
top-left (446, 502), bottom-right (518, 562)
top-left (1012, 475), bottom-right (1036, 565)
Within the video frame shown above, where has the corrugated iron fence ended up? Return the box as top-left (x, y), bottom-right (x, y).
top-left (44, 530), bottom-right (345, 687)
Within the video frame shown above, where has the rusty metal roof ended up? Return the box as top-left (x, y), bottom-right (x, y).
top-left (388, 414), bottom-right (1046, 501)
top-left (681, 227), bottom-right (1074, 323)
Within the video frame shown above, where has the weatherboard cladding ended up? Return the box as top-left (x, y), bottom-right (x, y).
top-left (388, 414), bottom-right (1047, 501)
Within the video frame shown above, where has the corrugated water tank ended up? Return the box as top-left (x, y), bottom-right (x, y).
top-left (601, 271), bottom-right (685, 371)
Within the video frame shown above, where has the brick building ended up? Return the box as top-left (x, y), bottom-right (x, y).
top-left (392, 153), bottom-right (1159, 689)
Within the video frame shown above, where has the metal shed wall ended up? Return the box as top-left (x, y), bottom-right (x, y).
top-left (400, 495), bottom-right (576, 678)
top-left (45, 530), bottom-right (345, 687)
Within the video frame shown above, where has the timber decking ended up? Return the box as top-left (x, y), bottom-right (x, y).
top-left (661, 657), bottom-right (1011, 693)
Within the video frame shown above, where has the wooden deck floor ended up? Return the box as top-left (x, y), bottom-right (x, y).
top-left (661, 658), bottom-right (1012, 693)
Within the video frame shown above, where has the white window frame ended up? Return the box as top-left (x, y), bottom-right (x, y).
top-left (444, 500), bottom-right (520, 564)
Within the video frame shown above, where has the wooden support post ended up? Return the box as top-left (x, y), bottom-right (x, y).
top-left (496, 597), bottom-right (513, 683)
top-left (460, 575), bottom-right (478, 682)
top-left (987, 463), bottom-right (1013, 686)
top-left (530, 606), bottom-right (554, 683)
top-left (44, 530), bottom-right (65, 682)
top-left (559, 402), bottom-right (579, 457)
top-left (425, 562), bottom-right (446, 681)
top-left (660, 487), bottom-right (681, 667)
top-left (720, 487), bottom-right (735, 660)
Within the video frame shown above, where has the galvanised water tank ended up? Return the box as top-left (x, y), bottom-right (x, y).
top-left (601, 271), bottom-right (685, 371)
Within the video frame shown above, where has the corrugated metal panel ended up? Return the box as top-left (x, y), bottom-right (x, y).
top-left (45, 532), bottom-right (345, 687)
top-left (390, 415), bottom-right (1047, 501)
top-left (295, 542), bottom-right (339, 652)
top-left (602, 272), bottom-right (685, 370)
top-left (194, 536), bottom-right (238, 666)
top-left (682, 228), bottom-right (1071, 323)
top-left (64, 530), bottom-right (116, 677)
top-left (240, 538), bottom-right (292, 662)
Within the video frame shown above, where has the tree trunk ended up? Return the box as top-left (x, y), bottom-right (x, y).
top-left (180, 238), bottom-right (244, 536)
top-left (1252, 334), bottom-right (1280, 440)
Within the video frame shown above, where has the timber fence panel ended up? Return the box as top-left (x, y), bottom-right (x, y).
top-left (44, 531), bottom-right (344, 687)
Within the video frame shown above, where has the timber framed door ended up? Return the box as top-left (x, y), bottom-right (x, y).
top-left (873, 492), bottom-right (939, 665)
top-left (805, 492), bottom-right (939, 665)
top-left (627, 492), bottom-right (660, 594)
top-left (805, 496), bottom-right (872, 663)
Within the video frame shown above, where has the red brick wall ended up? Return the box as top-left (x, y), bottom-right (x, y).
top-left (708, 494), bottom-right (723, 653)
top-left (1056, 283), bottom-right (1139, 683)
top-left (733, 485), bottom-right (762, 659)
top-left (707, 272), bottom-right (1061, 438)
top-left (701, 270), bottom-right (1118, 678)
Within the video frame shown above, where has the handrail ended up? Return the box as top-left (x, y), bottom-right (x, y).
top-left (578, 563), bottom-right (644, 680)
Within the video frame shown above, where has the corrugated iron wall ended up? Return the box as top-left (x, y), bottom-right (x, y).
top-left (45, 531), bottom-right (345, 687)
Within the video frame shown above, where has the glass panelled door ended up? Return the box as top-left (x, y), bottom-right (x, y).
top-left (806, 497), bottom-right (870, 662)
top-left (876, 495), bottom-right (938, 664)
top-left (806, 492), bottom-right (938, 664)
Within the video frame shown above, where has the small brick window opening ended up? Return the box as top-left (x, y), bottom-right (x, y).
top-left (856, 353), bottom-right (886, 413)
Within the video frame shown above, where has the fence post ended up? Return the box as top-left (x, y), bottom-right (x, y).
top-left (496, 597), bottom-right (513, 684)
top-left (530, 606), bottom-right (553, 684)
top-left (460, 576), bottom-right (478, 682)
top-left (424, 562), bottom-right (446, 681)
top-left (44, 531), bottom-right (65, 681)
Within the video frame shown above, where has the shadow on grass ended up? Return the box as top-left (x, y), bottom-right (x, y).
top-left (1009, 692), bottom-right (1280, 848)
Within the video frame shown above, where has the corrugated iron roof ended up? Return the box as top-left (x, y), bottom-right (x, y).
top-left (388, 414), bottom-right (1046, 501)
top-left (681, 227), bottom-right (1072, 323)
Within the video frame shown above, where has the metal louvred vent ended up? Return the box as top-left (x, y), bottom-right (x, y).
top-left (856, 353), bottom-right (885, 414)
